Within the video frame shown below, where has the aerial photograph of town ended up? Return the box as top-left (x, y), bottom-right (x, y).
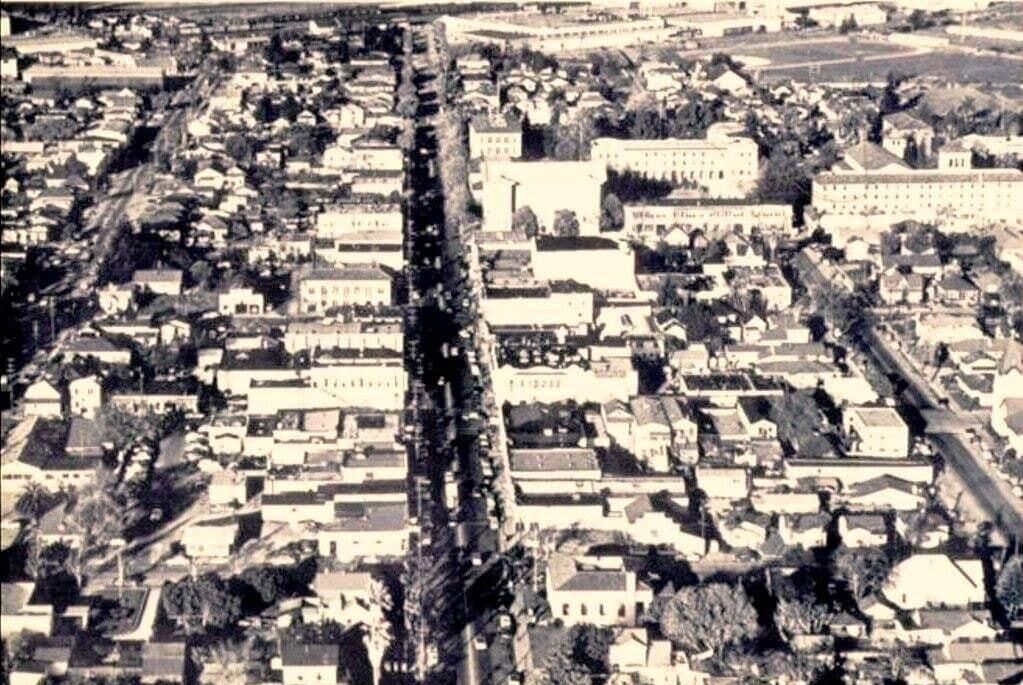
top-left (0, 0), bottom-right (1021, 683)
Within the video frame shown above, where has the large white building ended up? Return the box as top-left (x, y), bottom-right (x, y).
top-left (469, 115), bottom-right (522, 161)
top-left (440, 13), bottom-right (675, 52)
top-left (530, 236), bottom-right (636, 292)
top-left (812, 141), bottom-right (1023, 230)
top-left (590, 125), bottom-right (759, 198)
top-left (481, 283), bottom-right (595, 330)
top-left (481, 159), bottom-right (606, 234)
top-left (546, 553), bottom-right (654, 627)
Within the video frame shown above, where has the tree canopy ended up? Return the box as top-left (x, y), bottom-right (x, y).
top-left (659, 582), bottom-right (760, 658)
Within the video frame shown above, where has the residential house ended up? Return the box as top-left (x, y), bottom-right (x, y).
top-left (133, 269), bottom-right (183, 296)
top-left (23, 380), bottom-right (62, 418)
top-left (837, 513), bottom-right (889, 547)
top-left (68, 375), bottom-right (102, 419)
top-left (180, 518), bottom-right (238, 560)
top-left (777, 512), bottom-right (830, 549)
top-left (280, 643), bottom-right (339, 685)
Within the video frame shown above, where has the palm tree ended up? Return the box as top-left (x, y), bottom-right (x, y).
top-left (15, 482), bottom-right (52, 524)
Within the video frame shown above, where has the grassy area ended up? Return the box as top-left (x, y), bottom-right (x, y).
top-left (89, 587), bottom-right (149, 634)
top-left (763, 49), bottom-right (1023, 83)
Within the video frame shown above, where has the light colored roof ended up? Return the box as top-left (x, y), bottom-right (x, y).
top-left (312, 571), bottom-right (373, 595)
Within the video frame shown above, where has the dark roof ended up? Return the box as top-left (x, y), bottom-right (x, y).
top-left (280, 642), bottom-right (338, 667)
top-left (535, 235), bottom-right (619, 252)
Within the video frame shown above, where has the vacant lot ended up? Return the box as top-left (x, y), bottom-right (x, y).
top-left (761, 49), bottom-right (1023, 83)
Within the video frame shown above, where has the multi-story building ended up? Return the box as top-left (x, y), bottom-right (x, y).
top-left (469, 115), bottom-right (522, 161)
top-left (284, 319), bottom-right (404, 354)
top-left (297, 267), bottom-right (393, 313)
top-left (623, 199), bottom-right (793, 244)
top-left (812, 143), bottom-right (1023, 229)
top-left (481, 159), bottom-right (606, 234)
top-left (315, 203), bottom-right (403, 241)
top-left (590, 125), bottom-right (759, 198)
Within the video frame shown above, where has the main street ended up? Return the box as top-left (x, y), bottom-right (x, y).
top-left (404, 26), bottom-right (512, 685)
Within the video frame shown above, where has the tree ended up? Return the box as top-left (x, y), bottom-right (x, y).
top-left (755, 146), bottom-right (811, 208)
top-left (600, 193), bottom-right (624, 232)
top-left (839, 15), bottom-right (859, 34)
top-left (223, 133), bottom-right (254, 166)
top-left (833, 547), bottom-right (892, 599)
top-left (512, 206), bottom-right (540, 238)
top-left (64, 490), bottom-right (123, 586)
top-left (535, 625), bottom-right (612, 685)
top-left (239, 565), bottom-right (289, 605)
top-left (659, 583), bottom-right (760, 658)
top-left (996, 555), bottom-right (1023, 622)
top-left (552, 210), bottom-right (580, 238)
top-left (162, 573), bottom-right (242, 634)
top-left (774, 595), bottom-right (833, 640)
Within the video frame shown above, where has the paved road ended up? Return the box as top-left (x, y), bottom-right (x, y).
top-left (866, 328), bottom-right (1023, 540)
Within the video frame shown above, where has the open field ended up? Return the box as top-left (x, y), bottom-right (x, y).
top-left (736, 38), bottom-right (908, 66)
top-left (760, 48), bottom-right (1023, 83)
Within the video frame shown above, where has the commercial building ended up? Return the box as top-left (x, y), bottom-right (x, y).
top-left (492, 356), bottom-right (638, 404)
top-left (843, 406), bottom-right (911, 459)
top-left (284, 319), bottom-right (403, 354)
top-left (297, 267), bottom-right (393, 313)
top-left (481, 159), bottom-right (606, 234)
top-left (590, 126), bottom-right (759, 198)
top-left (481, 283), bottom-right (594, 330)
top-left (807, 3), bottom-right (888, 28)
top-left (23, 65), bottom-right (167, 90)
top-left (6, 33), bottom-right (99, 55)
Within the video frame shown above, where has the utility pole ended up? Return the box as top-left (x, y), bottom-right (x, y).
top-left (48, 297), bottom-right (56, 342)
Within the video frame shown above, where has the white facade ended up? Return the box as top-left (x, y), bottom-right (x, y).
top-left (481, 160), bottom-right (606, 234)
top-left (68, 376), bottom-right (102, 419)
top-left (298, 268), bottom-right (392, 313)
top-left (493, 358), bottom-right (637, 404)
top-left (590, 129), bottom-right (759, 198)
top-left (812, 168), bottom-right (1023, 229)
top-left (843, 406), bottom-right (910, 459)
